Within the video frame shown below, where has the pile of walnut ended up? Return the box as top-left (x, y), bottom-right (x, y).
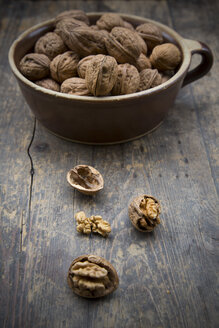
top-left (19, 10), bottom-right (182, 96)
top-left (75, 211), bottom-right (111, 237)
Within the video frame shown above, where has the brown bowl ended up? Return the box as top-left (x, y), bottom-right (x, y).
top-left (8, 13), bottom-right (213, 145)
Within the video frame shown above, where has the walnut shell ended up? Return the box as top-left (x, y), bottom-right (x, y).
top-left (67, 165), bottom-right (104, 195)
top-left (50, 51), bottom-right (80, 83)
top-left (67, 255), bottom-right (119, 298)
top-left (85, 55), bottom-right (118, 96)
top-left (105, 27), bottom-right (142, 65)
top-left (55, 10), bottom-right (89, 25)
top-left (77, 55), bottom-right (96, 79)
top-left (19, 53), bottom-right (50, 81)
top-left (135, 53), bottom-right (152, 72)
top-left (35, 78), bottom-right (60, 92)
top-left (34, 32), bottom-right (67, 60)
top-left (128, 194), bottom-right (161, 232)
top-left (111, 64), bottom-right (140, 95)
top-left (61, 78), bottom-right (91, 96)
top-left (136, 23), bottom-right (163, 50)
top-left (57, 25), bottom-right (106, 57)
top-left (150, 43), bottom-right (182, 71)
top-left (96, 13), bottom-right (125, 31)
top-left (138, 68), bottom-right (162, 91)
top-left (134, 32), bottom-right (147, 55)
top-left (55, 18), bottom-right (88, 41)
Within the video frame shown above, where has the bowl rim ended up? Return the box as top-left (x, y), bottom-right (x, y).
top-left (8, 12), bottom-right (191, 103)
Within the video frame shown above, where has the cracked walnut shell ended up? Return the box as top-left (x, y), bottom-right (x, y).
top-left (85, 55), bottom-right (118, 96)
top-left (67, 165), bottom-right (104, 195)
top-left (50, 51), bottom-right (80, 83)
top-left (19, 53), bottom-right (50, 81)
top-left (34, 32), bottom-right (67, 60)
top-left (111, 64), bottom-right (140, 95)
top-left (105, 27), bottom-right (142, 65)
top-left (128, 194), bottom-right (161, 232)
top-left (67, 255), bottom-right (119, 298)
top-left (136, 23), bottom-right (163, 51)
top-left (150, 43), bottom-right (182, 71)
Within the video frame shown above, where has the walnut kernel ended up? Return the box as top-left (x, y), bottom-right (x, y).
top-left (128, 194), bottom-right (161, 232)
top-left (67, 255), bottom-right (119, 298)
top-left (75, 211), bottom-right (92, 234)
top-left (90, 215), bottom-right (111, 237)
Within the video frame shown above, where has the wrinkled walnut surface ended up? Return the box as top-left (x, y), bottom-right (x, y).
top-left (85, 55), bottom-right (118, 96)
top-left (75, 211), bottom-right (111, 237)
top-left (19, 53), bottom-right (50, 81)
top-left (35, 78), bottom-right (60, 91)
top-left (136, 23), bottom-right (163, 50)
top-left (77, 55), bottom-right (96, 79)
top-left (67, 165), bottom-right (104, 195)
top-left (67, 255), bottom-right (119, 298)
top-left (150, 43), bottom-right (182, 71)
top-left (111, 63), bottom-right (140, 95)
top-left (61, 77), bottom-right (91, 96)
top-left (34, 32), bottom-right (67, 60)
top-left (128, 194), bottom-right (161, 232)
top-left (55, 9), bottom-right (90, 25)
top-left (105, 27), bottom-right (142, 65)
top-left (96, 13), bottom-right (125, 31)
top-left (50, 51), bottom-right (80, 83)
top-left (135, 53), bottom-right (151, 72)
top-left (138, 68), bottom-right (162, 91)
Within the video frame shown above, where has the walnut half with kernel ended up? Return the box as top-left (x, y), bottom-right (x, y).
top-left (128, 194), bottom-right (161, 232)
top-left (67, 255), bottom-right (119, 298)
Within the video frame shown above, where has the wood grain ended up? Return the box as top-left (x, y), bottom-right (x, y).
top-left (0, 1), bottom-right (218, 328)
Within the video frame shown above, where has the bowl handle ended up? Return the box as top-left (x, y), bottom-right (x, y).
top-left (182, 39), bottom-right (213, 87)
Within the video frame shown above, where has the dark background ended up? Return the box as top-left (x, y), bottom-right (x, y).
top-left (0, 1), bottom-right (218, 328)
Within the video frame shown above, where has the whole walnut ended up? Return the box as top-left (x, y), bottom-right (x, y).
top-left (96, 13), bottom-right (125, 31)
top-left (55, 10), bottom-right (89, 25)
top-left (111, 64), bottom-right (140, 95)
top-left (34, 32), bottom-right (67, 60)
top-left (50, 51), bottom-right (80, 83)
top-left (135, 53), bottom-right (151, 72)
top-left (136, 23), bottom-right (163, 50)
top-left (138, 68), bottom-right (162, 91)
top-left (134, 32), bottom-right (147, 55)
top-left (19, 53), bottom-right (50, 81)
top-left (61, 77), bottom-right (91, 96)
top-left (77, 55), bottom-right (96, 79)
top-left (55, 18), bottom-right (88, 40)
top-left (150, 43), bottom-right (182, 71)
top-left (67, 255), bottom-right (119, 298)
top-left (56, 25), bottom-right (106, 57)
top-left (35, 78), bottom-right (60, 92)
top-left (128, 194), bottom-right (161, 232)
top-left (85, 55), bottom-right (118, 96)
top-left (105, 27), bottom-right (142, 65)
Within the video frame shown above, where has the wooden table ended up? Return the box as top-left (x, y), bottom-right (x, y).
top-left (1, 1), bottom-right (218, 327)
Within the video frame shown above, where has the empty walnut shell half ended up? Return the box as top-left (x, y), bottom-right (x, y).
top-left (67, 255), bottom-right (119, 298)
top-left (67, 165), bottom-right (104, 195)
top-left (128, 194), bottom-right (161, 232)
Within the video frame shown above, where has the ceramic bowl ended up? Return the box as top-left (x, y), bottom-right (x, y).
top-left (8, 13), bottom-right (213, 144)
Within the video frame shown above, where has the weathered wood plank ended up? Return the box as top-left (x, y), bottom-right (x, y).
top-left (0, 1), bottom-right (218, 328)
